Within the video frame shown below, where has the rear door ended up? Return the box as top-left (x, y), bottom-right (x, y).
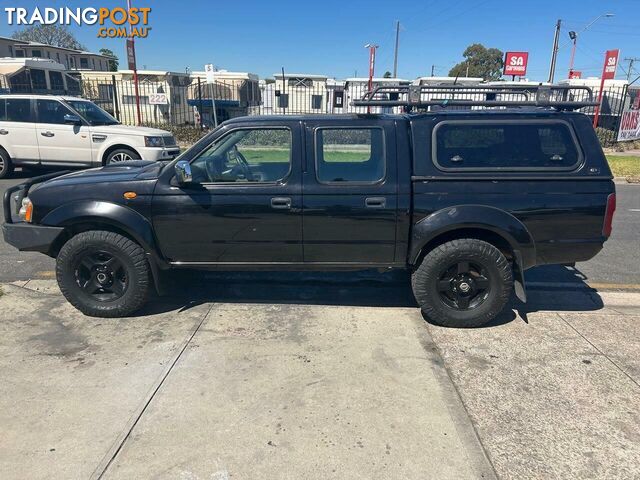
top-left (302, 119), bottom-right (398, 264)
top-left (0, 97), bottom-right (39, 163)
top-left (35, 99), bottom-right (93, 165)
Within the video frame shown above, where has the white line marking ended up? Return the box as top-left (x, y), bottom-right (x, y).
top-left (629, 209), bottom-right (640, 212)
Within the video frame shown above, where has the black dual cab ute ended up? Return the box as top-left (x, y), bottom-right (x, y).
top-left (2, 85), bottom-right (616, 327)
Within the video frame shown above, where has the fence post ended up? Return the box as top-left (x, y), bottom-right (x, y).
top-left (111, 75), bottom-right (120, 121)
top-left (197, 77), bottom-right (204, 130)
top-left (610, 84), bottom-right (629, 146)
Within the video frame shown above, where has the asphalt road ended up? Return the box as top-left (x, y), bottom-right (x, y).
top-left (1, 170), bottom-right (638, 289)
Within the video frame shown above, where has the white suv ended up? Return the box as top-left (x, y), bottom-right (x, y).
top-left (0, 95), bottom-right (180, 178)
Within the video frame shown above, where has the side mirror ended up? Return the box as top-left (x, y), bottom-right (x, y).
top-left (175, 160), bottom-right (193, 184)
top-left (63, 114), bottom-right (82, 125)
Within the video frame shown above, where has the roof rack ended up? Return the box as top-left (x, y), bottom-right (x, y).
top-left (351, 84), bottom-right (598, 111)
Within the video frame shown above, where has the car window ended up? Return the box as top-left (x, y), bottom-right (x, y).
top-left (65, 100), bottom-right (119, 126)
top-left (190, 128), bottom-right (291, 183)
top-left (315, 128), bottom-right (385, 183)
top-left (434, 122), bottom-right (581, 171)
top-left (4, 98), bottom-right (33, 123)
top-left (36, 99), bottom-right (74, 125)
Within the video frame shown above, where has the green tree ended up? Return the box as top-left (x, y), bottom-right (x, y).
top-left (448, 43), bottom-right (504, 81)
top-left (99, 48), bottom-right (119, 71)
top-left (12, 25), bottom-right (86, 50)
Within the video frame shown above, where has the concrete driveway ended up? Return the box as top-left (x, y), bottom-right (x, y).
top-left (0, 279), bottom-right (493, 480)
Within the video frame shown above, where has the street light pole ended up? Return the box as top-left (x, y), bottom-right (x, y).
top-left (564, 13), bottom-right (614, 79)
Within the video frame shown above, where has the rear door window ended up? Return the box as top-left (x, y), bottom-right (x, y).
top-left (5, 98), bottom-right (33, 123)
top-left (315, 128), bottom-right (385, 183)
top-left (433, 121), bottom-right (581, 171)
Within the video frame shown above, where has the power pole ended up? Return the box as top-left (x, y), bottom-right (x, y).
top-left (548, 19), bottom-right (562, 83)
top-left (431, 64), bottom-right (435, 76)
top-left (624, 57), bottom-right (640, 82)
top-left (392, 21), bottom-right (400, 78)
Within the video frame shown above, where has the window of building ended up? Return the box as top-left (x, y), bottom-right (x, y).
top-left (36, 99), bottom-right (74, 124)
top-left (433, 121), bottom-right (581, 171)
top-left (31, 50), bottom-right (42, 57)
top-left (311, 95), bottom-right (323, 110)
top-left (56, 52), bottom-right (60, 63)
top-left (8, 45), bottom-right (13, 56)
top-left (191, 128), bottom-right (292, 183)
top-left (5, 98), bottom-right (33, 122)
top-left (15, 49), bottom-right (25, 58)
top-left (315, 128), bottom-right (386, 183)
top-left (123, 95), bottom-right (150, 105)
top-left (80, 58), bottom-right (89, 69)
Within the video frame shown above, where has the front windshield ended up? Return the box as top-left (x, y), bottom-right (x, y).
top-left (65, 100), bottom-right (120, 126)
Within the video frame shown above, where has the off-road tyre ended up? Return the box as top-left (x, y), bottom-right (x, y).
top-left (412, 238), bottom-right (513, 328)
top-left (56, 231), bottom-right (150, 317)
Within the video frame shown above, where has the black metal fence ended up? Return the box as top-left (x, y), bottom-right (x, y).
top-left (2, 71), bottom-right (638, 147)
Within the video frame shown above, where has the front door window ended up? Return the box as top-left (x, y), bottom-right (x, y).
top-left (190, 128), bottom-right (291, 183)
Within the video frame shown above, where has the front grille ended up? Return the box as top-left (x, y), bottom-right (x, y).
top-left (163, 136), bottom-right (177, 147)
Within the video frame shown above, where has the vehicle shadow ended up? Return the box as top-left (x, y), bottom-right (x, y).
top-left (134, 264), bottom-right (606, 328)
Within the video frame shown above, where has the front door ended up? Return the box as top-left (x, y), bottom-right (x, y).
top-left (152, 123), bottom-right (303, 264)
top-left (35, 99), bottom-right (93, 165)
top-left (302, 120), bottom-right (398, 264)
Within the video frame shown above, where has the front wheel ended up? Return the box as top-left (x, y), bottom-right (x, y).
top-left (412, 239), bottom-right (513, 328)
top-left (105, 148), bottom-right (140, 165)
top-left (56, 231), bottom-right (150, 317)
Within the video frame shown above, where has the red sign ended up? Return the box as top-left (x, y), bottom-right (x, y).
top-left (569, 70), bottom-right (582, 79)
top-left (602, 49), bottom-right (619, 80)
top-left (126, 39), bottom-right (137, 70)
top-left (503, 52), bottom-right (528, 76)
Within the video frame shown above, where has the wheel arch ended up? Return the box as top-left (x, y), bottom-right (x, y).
top-left (409, 205), bottom-right (536, 268)
top-left (101, 144), bottom-right (141, 165)
top-left (41, 201), bottom-right (166, 293)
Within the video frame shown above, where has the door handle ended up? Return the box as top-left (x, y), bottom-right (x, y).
top-left (41, 131), bottom-right (55, 137)
top-left (365, 197), bottom-right (386, 208)
top-left (0, 129), bottom-right (8, 135)
top-left (271, 197), bottom-right (292, 209)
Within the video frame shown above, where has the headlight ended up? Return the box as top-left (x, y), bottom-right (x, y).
top-left (19, 197), bottom-right (33, 223)
top-left (144, 136), bottom-right (164, 147)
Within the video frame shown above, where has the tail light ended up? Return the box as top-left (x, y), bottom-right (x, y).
top-left (602, 193), bottom-right (616, 238)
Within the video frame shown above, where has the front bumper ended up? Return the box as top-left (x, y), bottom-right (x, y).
top-left (2, 223), bottom-right (64, 254)
top-left (139, 146), bottom-right (181, 161)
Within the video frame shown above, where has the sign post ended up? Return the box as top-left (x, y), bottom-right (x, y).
top-left (593, 49), bottom-right (620, 128)
top-left (503, 52), bottom-right (529, 79)
top-left (205, 63), bottom-right (218, 128)
top-left (126, 39), bottom-right (142, 126)
top-left (364, 44), bottom-right (378, 114)
top-left (126, 0), bottom-right (142, 126)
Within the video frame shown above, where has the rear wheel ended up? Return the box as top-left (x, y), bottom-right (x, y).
top-left (105, 148), bottom-right (140, 165)
top-left (412, 239), bottom-right (513, 328)
top-left (56, 231), bottom-right (150, 317)
top-left (0, 149), bottom-right (13, 179)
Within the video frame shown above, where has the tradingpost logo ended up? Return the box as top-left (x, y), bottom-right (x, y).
top-left (4, 7), bottom-right (152, 38)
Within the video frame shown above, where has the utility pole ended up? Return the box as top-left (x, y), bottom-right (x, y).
top-left (431, 64), bottom-right (435, 76)
top-left (548, 19), bottom-right (562, 83)
top-left (392, 21), bottom-right (400, 78)
top-left (625, 58), bottom-right (640, 82)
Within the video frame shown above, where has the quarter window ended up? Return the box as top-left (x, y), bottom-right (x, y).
top-left (315, 128), bottom-right (385, 183)
top-left (434, 122), bottom-right (581, 170)
top-left (190, 128), bottom-right (291, 183)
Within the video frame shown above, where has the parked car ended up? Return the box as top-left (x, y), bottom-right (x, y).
top-left (0, 95), bottom-right (180, 178)
top-left (2, 86), bottom-right (616, 327)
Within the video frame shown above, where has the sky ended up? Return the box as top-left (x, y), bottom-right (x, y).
top-left (1, 0), bottom-right (639, 81)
